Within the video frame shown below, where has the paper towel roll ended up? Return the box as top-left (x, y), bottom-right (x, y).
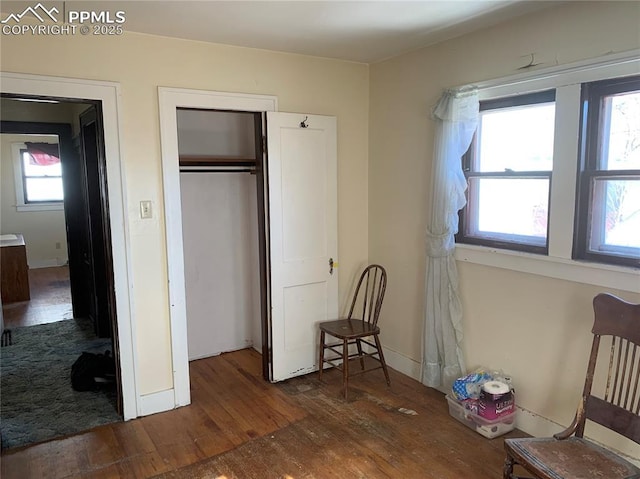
top-left (482, 380), bottom-right (510, 395)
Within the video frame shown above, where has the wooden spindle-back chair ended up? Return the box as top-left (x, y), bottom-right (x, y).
top-left (318, 264), bottom-right (390, 400)
top-left (504, 293), bottom-right (640, 479)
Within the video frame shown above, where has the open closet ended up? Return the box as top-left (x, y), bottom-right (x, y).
top-left (177, 109), bottom-right (265, 362)
top-left (161, 87), bottom-right (339, 398)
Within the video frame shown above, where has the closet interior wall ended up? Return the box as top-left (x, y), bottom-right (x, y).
top-left (177, 109), bottom-right (262, 361)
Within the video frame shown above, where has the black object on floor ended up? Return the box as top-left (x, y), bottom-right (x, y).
top-left (0, 318), bottom-right (120, 449)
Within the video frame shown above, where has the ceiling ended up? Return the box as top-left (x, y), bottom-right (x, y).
top-left (2, 1), bottom-right (560, 63)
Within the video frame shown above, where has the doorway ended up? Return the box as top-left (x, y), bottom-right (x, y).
top-left (0, 126), bottom-right (71, 328)
top-left (0, 96), bottom-right (121, 448)
top-left (178, 109), bottom-right (265, 363)
top-left (159, 89), bottom-right (277, 407)
top-left (0, 72), bottom-right (136, 446)
top-left (159, 88), bottom-right (339, 407)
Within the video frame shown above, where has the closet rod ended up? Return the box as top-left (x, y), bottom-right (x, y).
top-left (179, 167), bottom-right (255, 174)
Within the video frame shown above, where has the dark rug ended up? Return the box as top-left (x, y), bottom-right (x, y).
top-left (0, 318), bottom-right (120, 450)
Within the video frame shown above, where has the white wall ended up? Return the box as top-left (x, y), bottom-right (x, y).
top-left (178, 109), bottom-right (261, 360)
top-left (369, 1), bottom-right (640, 459)
top-left (177, 109), bottom-right (255, 158)
top-left (0, 133), bottom-right (68, 267)
top-left (180, 172), bottom-right (261, 360)
top-left (0, 28), bottom-right (370, 395)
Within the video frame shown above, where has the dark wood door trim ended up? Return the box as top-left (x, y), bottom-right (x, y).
top-left (78, 105), bottom-right (121, 414)
top-left (79, 106), bottom-right (116, 338)
top-left (253, 112), bottom-right (272, 381)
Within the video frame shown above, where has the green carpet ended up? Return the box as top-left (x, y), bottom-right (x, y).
top-left (0, 318), bottom-right (120, 450)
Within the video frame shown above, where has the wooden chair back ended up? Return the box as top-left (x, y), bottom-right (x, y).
top-left (575, 293), bottom-right (640, 442)
top-left (346, 264), bottom-right (387, 327)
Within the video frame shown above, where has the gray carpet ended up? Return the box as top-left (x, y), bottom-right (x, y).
top-left (0, 318), bottom-right (120, 450)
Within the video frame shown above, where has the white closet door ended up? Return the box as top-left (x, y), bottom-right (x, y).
top-left (267, 112), bottom-right (338, 381)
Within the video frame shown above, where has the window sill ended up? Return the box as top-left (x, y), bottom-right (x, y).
top-left (454, 243), bottom-right (639, 294)
top-left (16, 203), bottom-right (64, 212)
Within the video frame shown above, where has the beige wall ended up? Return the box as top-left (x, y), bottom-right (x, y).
top-left (1, 30), bottom-right (370, 394)
top-left (369, 1), bottom-right (639, 457)
top-left (0, 133), bottom-right (68, 267)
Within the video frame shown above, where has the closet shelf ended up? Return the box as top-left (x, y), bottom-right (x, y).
top-left (179, 155), bottom-right (256, 167)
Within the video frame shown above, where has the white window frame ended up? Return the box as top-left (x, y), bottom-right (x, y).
top-left (11, 142), bottom-right (64, 212)
top-left (459, 90), bottom-right (556, 254)
top-left (453, 50), bottom-right (640, 294)
top-left (574, 76), bottom-right (640, 267)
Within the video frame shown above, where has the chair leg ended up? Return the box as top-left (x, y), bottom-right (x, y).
top-left (318, 331), bottom-right (326, 380)
top-left (374, 334), bottom-right (391, 386)
top-left (342, 338), bottom-right (349, 400)
top-left (356, 339), bottom-right (365, 370)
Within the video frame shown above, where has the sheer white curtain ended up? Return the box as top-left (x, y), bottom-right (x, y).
top-left (422, 88), bottom-right (479, 390)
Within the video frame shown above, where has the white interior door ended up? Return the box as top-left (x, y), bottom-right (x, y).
top-left (267, 112), bottom-right (338, 381)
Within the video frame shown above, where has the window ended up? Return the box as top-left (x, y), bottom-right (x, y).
top-left (453, 54), bottom-right (639, 289)
top-left (21, 148), bottom-right (63, 202)
top-left (458, 90), bottom-right (556, 254)
top-left (12, 141), bottom-right (64, 211)
top-left (575, 76), bottom-right (640, 267)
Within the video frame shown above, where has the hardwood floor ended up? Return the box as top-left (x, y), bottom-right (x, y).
top-left (2, 266), bottom-right (72, 329)
top-left (1, 349), bottom-right (526, 478)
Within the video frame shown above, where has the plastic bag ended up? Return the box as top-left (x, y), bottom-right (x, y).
top-left (451, 368), bottom-right (492, 401)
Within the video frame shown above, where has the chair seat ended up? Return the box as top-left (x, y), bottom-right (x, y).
top-left (505, 437), bottom-right (640, 479)
top-left (319, 318), bottom-right (380, 339)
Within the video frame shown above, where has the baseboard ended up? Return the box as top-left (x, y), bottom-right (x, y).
top-left (189, 351), bottom-right (222, 361)
top-left (513, 405), bottom-right (564, 437)
top-left (382, 346), bottom-right (640, 466)
top-left (382, 345), bottom-right (422, 381)
top-left (29, 259), bottom-right (63, 269)
top-left (138, 389), bottom-right (176, 417)
top-left (188, 341), bottom-right (255, 361)
top-left (382, 348), bottom-right (574, 442)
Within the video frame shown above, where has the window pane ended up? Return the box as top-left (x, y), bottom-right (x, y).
top-left (589, 178), bottom-right (640, 251)
top-left (25, 177), bottom-right (64, 202)
top-left (477, 103), bottom-right (555, 172)
top-left (471, 178), bottom-right (549, 243)
top-left (22, 152), bottom-right (62, 177)
top-left (600, 91), bottom-right (640, 170)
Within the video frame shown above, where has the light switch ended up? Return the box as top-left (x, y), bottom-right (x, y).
top-left (140, 200), bottom-right (153, 219)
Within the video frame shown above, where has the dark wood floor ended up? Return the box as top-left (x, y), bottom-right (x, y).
top-left (2, 266), bottom-right (72, 329)
top-left (1, 349), bottom-right (526, 478)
